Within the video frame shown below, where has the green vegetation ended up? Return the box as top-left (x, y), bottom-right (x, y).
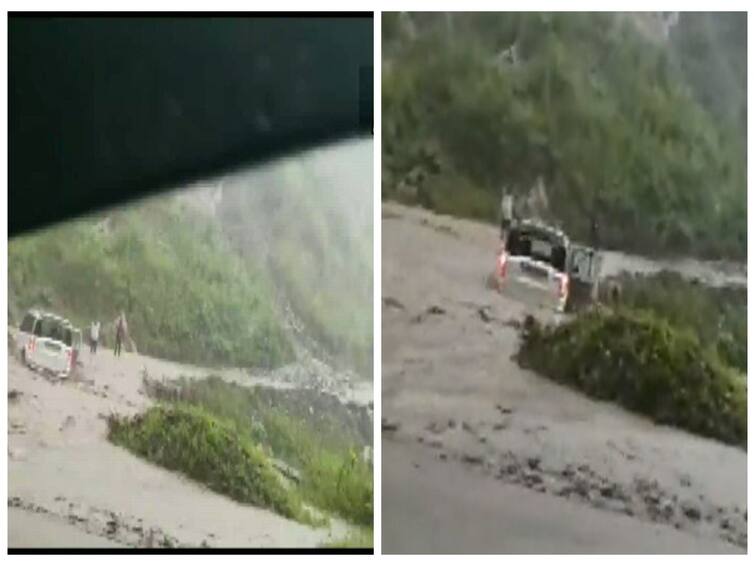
top-left (147, 376), bottom-right (373, 527)
top-left (8, 197), bottom-right (294, 369)
top-left (323, 527), bottom-right (374, 549)
top-left (517, 308), bottom-right (747, 447)
top-left (107, 404), bottom-right (317, 525)
top-left (383, 13), bottom-right (746, 260)
top-left (218, 140), bottom-right (373, 378)
top-left (611, 271), bottom-right (746, 373)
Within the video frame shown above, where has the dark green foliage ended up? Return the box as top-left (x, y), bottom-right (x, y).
top-left (613, 270), bottom-right (746, 373)
top-left (517, 308), bottom-right (747, 447)
top-left (107, 405), bottom-right (316, 524)
top-left (383, 12), bottom-right (746, 260)
top-left (148, 377), bottom-right (373, 527)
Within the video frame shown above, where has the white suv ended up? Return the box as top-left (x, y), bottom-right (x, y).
top-left (16, 309), bottom-right (80, 379)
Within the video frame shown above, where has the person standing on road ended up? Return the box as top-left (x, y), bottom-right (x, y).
top-left (500, 192), bottom-right (514, 245)
top-left (90, 320), bottom-right (100, 354)
top-left (114, 312), bottom-right (126, 357)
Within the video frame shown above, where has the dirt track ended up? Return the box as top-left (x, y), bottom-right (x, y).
top-left (7, 342), bottom-right (368, 548)
top-left (381, 202), bottom-right (747, 554)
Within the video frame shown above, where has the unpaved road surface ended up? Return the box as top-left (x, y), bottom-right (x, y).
top-left (381, 202), bottom-right (747, 554)
top-left (8, 343), bottom-right (367, 548)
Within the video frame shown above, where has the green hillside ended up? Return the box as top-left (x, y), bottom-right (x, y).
top-left (9, 197), bottom-right (294, 369)
top-left (383, 12), bottom-right (746, 260)
top-left (8, 139), bottom-right (373, 377)
top-left (217, 140), bottom-right (373, 377)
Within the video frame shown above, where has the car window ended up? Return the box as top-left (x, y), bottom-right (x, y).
top-left (20, 313), bottom-right (35, 333)
top-left (507, 229), bottom-right (567, 272)
top-left (40, 318), bottom-right (63, 342)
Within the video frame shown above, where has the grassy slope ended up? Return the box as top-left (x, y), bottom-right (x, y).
top-left (8, 196), bottom-right (294, 369)
top-left (107, 404), bottom-right (319, 526)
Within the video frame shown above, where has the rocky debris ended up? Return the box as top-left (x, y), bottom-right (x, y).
top-left (422, 441), bottom-right (747, 549)
top-left (461, 453), bottom-right (484, 466)
top-left (10, 495), bottom-right (183, 548)
top-left (412, 305), bottom-right (447, 324)
top-left (681, 501), bottom-right (701, 521)
top-left (9, 421), bottom-right (27, 434)
top-left (382, 418), bottom-right (400, 433)
top-left (495, 404), bottom-right (514, 415)
top-left (461, 421), bottom-right (476, 435)
top-left (478, 307), bottom-right (493, 323)
top-left (425, 421), bottom-right (449, 434)
top-left (383, 297), bottom-right (406, 311)
top-left (8, 389), bottom-right (22, 402)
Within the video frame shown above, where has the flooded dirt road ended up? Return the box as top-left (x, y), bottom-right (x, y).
top-left (381, 202), bottom-right (746, 554)
top-left (8, 342), bottom-right (368, 548)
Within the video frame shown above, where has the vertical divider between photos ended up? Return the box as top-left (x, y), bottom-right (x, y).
top-left (372, 9), bottom-right (382, 555)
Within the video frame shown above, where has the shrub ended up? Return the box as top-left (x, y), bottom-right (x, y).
top-left (107, 405), bottom-right (317, 525)
top-left (145, 376), bottom-right (374, 527)
top-left (517, 308), bottom-right (747, 447)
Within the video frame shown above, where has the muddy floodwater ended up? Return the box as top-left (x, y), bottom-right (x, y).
top-left (381, 201), bottom-right (746, 554)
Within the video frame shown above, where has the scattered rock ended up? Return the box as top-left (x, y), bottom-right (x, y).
top-left (527, 457), bottom-right (541, 470)
top-left (599, 483), bottom-right (621, 500)
top-left (495, 404), bottom-right (513, 415)
top-left (447, 418), bottom-right (457, 429)
top-left (8, 389), bottom-right (22, 402)
top-left (681, 502), bottom-right (701, 521)
top-left (462, 453), bottom-right (484, 466)
top-left (478, 307), bottom-right (493, 323)
top-left (522, 472), bottom-right (543, 486)
top-left (383, 297), bottom-right (406, 311)
top-left (439, 452), bottom-right (448, 461)
top-left (382, 418), bottom-right (400, 432)
top-left (678, 474), bottom-right (692, 488)
top-left (412, 305), bottom-right (447, 324)
top-left (492, 421), bottom-right (508, 431)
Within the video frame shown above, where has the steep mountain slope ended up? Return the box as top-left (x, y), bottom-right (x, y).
top-left (382, 12), bottom-right (746, 260)
top-left (215, 138), bottom-right (374, 378)
top-left (8, 139), bottom-right (373, 378)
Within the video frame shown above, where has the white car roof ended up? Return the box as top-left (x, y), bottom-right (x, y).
top-left (27, 309), bottom-right (76, 331)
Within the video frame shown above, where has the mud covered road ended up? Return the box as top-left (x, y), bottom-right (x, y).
top-left (381, 202), bottom-right (746, 554)
top-left (8, 341), bottom-right (371, 548)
